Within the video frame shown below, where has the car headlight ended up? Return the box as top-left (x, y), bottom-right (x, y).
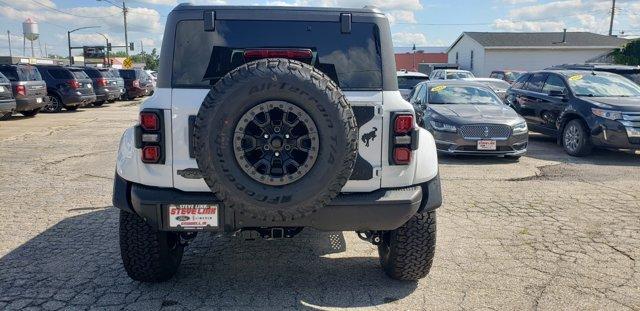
top-left (429, 120), bottom-right (457, 132)
top-left (592, 108), bottom-right (622, 120)
top-left (512, 121), bottom-right (528, 135)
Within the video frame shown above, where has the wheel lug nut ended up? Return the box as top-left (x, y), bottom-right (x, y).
top-left (264, 146), bottom-right (270, 150)
top-left (263, 134), bottom-right (269, 139)
top-left (275, 152), bottom-right (280, 156)
top-left (285, 134), bottom-right (290, 138)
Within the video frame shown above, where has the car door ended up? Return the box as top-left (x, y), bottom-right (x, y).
top-left (539, 73), bottom-right (569, 133)
top-left (517, 73), bottom-right (548, 129)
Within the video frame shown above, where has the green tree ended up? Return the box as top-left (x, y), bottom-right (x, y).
top-left (611, 39), bottom-right (640, 66)
top-left (108, 49), bottom-right (160, 70)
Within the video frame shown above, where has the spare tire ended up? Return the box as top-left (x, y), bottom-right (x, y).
top-left (194, 59), bottom-right (358, 221)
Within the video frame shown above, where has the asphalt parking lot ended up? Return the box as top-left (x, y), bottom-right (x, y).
top-left (0, 101), bottom-right (639, 310)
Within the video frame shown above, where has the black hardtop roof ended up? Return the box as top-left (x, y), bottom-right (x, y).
top-left (172, 4), bottom-right (383, 14)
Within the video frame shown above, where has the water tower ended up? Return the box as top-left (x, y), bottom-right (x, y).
top-left (22, 18), bottom-right (40, 57)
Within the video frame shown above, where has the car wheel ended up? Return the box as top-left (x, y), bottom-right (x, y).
top-left (20, 108), bottom-right (41, 117)
top-left (0, 112), bottom-right (11, 120)
top-left (194, 58), bottom-right (358, 221)
top-left (563, 119), bottom-right (592, 156)
top-left (119, 210), bottom-right (184, 282)
top-left (43, 95), bottom-right (63, 113)
top-left (93, 101), bottom-right (105, 107)
top-left (378, 211), bottom-right (437, 281)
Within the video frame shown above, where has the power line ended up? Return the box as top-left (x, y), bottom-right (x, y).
top-left (30, 0), bottom-right (122, 19)
top-left (395, 9), bottom-right (611, 26)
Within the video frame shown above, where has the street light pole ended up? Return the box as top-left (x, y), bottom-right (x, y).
top-left (67, 26), bottom-right (101, 65)
top-left (7, 30), bottom-right (12, 58)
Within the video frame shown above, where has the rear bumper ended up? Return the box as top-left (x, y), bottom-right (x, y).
top-left (15, 97), bottom-right (46, 111)
top-left (63, 94), bottom-right (97, 107)
top-left (0, 99), bottom-right (16, 113)
top-left (94, 88), bottom-right (121, 101)
top-left (113, 172), bottom-right (443, 232)
top-left (126, 88), bottom-right (146, 98)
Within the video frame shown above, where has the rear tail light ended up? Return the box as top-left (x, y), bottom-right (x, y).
top-left (97, 77), bottom-right (108, 87)
top-left (390, 113), bottom-right (417, 165)
top-left (141, 146), bottom-right (160, 163)
top-left (133, 80), bottom-right (140, 88)
top-left (68, 80), bottom-right (80, 89)
top-left (140, 111), bottom-right (159, 131)
top-left (244, 49), bottom-right (313, 61)
top-left (135, 110), bottom-right (164, 164)
top-left (14, 85), bottom-right (26, 96)
top-left (393, 147), bottom-right (412, 165)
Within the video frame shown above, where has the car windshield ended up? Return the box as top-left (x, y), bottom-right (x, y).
top-left (428, 85), bottom-right (502, 105)
top-left (567, 73), bottom-right (640, 97)
top-left (398, 76), bottom-right (429, 89)
top-left (620, 73), bottom-right (640, 85)
top-left (504, 71), bottom-right (523, 82)
top-left (446, 71), bottom-right (474, 79)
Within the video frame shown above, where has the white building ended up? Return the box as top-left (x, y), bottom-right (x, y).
top-left (447, 32), bottom-right (628, 77)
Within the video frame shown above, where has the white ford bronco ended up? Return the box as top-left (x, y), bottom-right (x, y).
top-left (113, 4), bottom-right (442, 282)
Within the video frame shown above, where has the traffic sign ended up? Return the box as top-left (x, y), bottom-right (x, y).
top-left (123, 57), bottom-right (133, 69)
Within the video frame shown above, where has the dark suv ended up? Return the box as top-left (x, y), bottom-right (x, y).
top-left (0, 64), bottom-right (47, 116)
top-left (506, 70), bottom-right (640, 156)
top-left (108, 68), bottom-right (126, 101)
top-left (0, 72), bottom-right (16, 120)
top-left (547, 64), bottom-right (640, 85)
top-left (83, 67), bottom-right (121, 106)
top-left (118, 69), bottom-right (146, 100)
top-left (36, 65), bottom-right (97, 112)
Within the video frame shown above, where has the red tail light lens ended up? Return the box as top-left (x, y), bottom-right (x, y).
top-left (133, 80), bottom-right (140, 88)
top-left (140, 112), bottom-right (159, 131)
top-left (394, 115), bottom-right (414, 134)
top-left (14, 85), bottom-right (26, 96)
top-left (68, 80), bottom-right (80, 89)
top-left (393, 147), bottom-right (411, 164)
top-left (244, 49), bottom-right (313, 60)
top-left (141, 146), bottom-right (160, 163)
top-left (97, 77), bottom-right (108, 87)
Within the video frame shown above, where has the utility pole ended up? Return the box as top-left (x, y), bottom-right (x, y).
top-left (608, 0), bottom-right (616, 36)
top-left (123, 1), bottom-right (129, 56)
top-left (140, 40), bottom-right (144, 53)
top-left (7, 31), bottom-right (12, 58)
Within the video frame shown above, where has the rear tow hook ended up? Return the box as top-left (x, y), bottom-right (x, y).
top-left (357, 231), bottom-right (383, 245)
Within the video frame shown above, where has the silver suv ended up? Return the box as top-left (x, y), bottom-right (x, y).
top-left (113, 4), bottom-right (442, 282)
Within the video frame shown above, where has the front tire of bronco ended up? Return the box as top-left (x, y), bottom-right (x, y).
top-left (119, 210), bottom-right (184, 282)
top-left (378, 211), bottom-right (437, 281)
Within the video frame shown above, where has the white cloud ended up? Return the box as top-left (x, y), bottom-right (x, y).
top-left (387, 10), bottom-right (417, 24)
top-left (492, 19), bottom-right (565, 31)
top-left (392, 32), bottom-right (428, 46)
top-left (507, 0), bottom-right (583, 19)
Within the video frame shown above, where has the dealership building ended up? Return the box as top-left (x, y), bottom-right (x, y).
top-left (447, 31), bottom-right (629, 77)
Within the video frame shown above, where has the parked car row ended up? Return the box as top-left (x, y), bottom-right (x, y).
top-left (403, 65), bottom-right (640, 158)
top-left (0, 64), bottom-right (156, 119)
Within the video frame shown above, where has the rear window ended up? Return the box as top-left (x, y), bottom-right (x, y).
top-left (172, 20), bottom-right (383, 90)
top-left (398, 76), bottom-right (429, 89)
top-left (48, 68), bottom-right (73, 80)
top-left (119, 70), bottom-right (136, 79)
top-left (85, 69), bottom-right (101, 79)
top-left (99, 69), bottom-right (113, 78)
top-left (0, 67), bottom-right (18, 81)
top-left (0, 72), bottom-right (8, 83)
top-left (69, 70), bottom-right (89, 79)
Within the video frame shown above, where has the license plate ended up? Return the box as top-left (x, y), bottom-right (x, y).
top-left (36, 97), bottom-right (42, 103)
top-left (168, 204), bottom-right (218, 229)
top-left (477, 140), bottom-right (497, 150)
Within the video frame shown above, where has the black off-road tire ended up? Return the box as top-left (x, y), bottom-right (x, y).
top-left (378, 211), bottom-right (437, 281)
top-left (119, 210), bottom-right (184, 282)
top-left (20, 108), bottom-right (40, 117)
top-left (562, 119), bottom-right (592, 157)
top-left (0, 112), bottom-right (12, 120)
top-left (194, 58), bottom-right (358, 222)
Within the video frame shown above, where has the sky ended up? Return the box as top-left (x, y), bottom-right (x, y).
top-left (0, 0), bottom-right (639, 58)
